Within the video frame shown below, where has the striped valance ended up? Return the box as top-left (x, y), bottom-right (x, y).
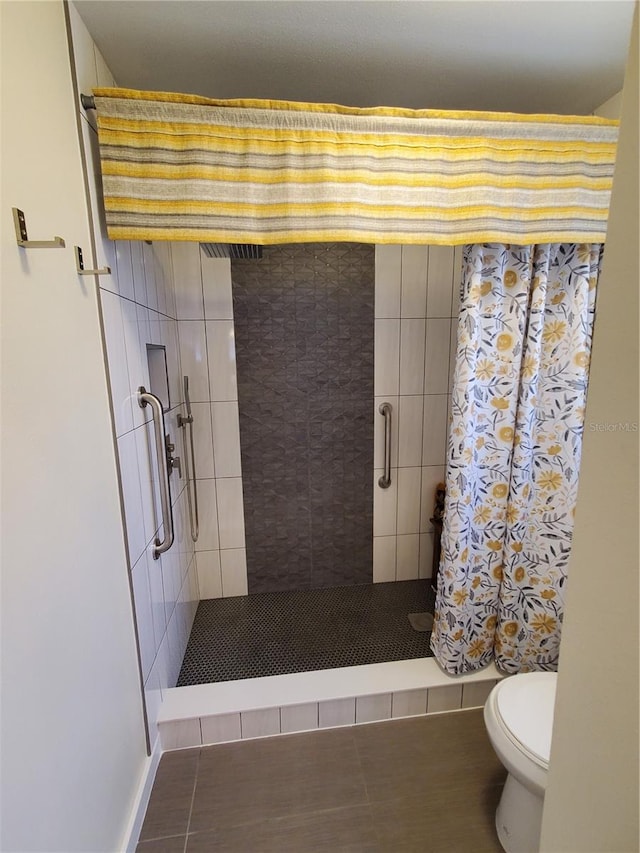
top-left (93, 87), bottom-right (619, 246)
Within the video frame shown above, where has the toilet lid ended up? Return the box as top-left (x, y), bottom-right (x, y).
top-left (495, 672), bottom-right (557, 766)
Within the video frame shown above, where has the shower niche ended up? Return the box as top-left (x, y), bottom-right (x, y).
top-left (146, 343), bottom-right (170, 412)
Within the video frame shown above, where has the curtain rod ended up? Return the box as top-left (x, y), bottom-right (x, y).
top-left (81, 94), bottom-right (96, 110)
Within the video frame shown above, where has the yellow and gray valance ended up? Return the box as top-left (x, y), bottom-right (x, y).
top-left (92, 87), bottom-right (619, 246)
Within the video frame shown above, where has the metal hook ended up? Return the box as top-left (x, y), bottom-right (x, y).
top-left (74, 246), bottom-right (111, 276)
top-left (13, 208), bottom-right (65, 249)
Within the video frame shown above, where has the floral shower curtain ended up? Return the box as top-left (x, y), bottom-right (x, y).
top-left (431, 242), bottom-right (602, 675)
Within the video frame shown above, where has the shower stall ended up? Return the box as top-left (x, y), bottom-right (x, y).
top-left (92, 180), bottom-right (458, 739)
top-left (168, 241), bottom-right (454, 685)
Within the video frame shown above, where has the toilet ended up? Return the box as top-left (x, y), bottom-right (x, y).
top-left (484, 672), bottom-right (557, 853)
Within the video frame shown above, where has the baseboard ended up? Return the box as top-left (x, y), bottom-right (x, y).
top-left (120, 734), bottom-right (163, 852)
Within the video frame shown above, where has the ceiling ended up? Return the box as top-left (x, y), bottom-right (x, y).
top-left (74, 0), bottom-right (635, 115)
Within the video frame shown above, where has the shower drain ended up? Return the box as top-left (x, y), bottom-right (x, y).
top-left (408, 612), bottom-right (434, 632)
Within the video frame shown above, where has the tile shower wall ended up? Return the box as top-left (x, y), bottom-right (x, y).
top-left (172, 247), bottom-right (249, 601)
top-left (232, 244), bottom-right (374, 593)
top-left (69, 6), bottom-right (199, 749)
top-left (373, 245), bottom-right (462, 583)
top-left (174, 244), bottom-right (460, 599)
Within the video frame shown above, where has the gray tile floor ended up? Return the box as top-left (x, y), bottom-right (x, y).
top-left (177, 580), bottom-right (436, 686)
top-left (137, 709), bottom-right (505, 852)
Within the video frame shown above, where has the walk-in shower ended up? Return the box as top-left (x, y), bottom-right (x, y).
top-left (174, 242), bottom-right (437, 685)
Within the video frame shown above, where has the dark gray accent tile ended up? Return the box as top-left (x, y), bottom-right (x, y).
top-left (189, 728), bottom-right (368, 834)
top-left (232, 243), bottom-right (374, 594)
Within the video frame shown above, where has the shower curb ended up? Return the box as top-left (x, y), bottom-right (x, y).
top-left (157, 658), bottom-right (503, 750)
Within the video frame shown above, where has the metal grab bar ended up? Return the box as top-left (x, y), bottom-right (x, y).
top-left (378, 402), bottom-right (392, 489)
top-left (138, 386), bottom-right (174, 560)
top-left (178, 376), bottom-right (199, 542)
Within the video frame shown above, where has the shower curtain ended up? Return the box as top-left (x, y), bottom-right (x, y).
top-left (431, 242), bottom-right (602, 675)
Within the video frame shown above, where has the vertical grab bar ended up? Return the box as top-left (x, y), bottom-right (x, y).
top-left (138, 386), bottom-right (175, 560)
top-left (378, 402), bottom-right (392, 488)
top-left (178, 376), bottom-right (199, 542)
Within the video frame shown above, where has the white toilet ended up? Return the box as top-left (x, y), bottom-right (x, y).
top-left (484, 672), bottom-right (557, 853)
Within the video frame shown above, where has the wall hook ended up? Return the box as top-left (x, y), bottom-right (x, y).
top-left (12, 208), bottom-right (65, 249)
top-left (74, 245), bottom-right (111, 276)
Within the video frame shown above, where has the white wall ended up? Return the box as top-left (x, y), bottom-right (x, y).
top-left (540, 10), bottom-right (639, 851)
top-left (67, 5), bottom-right (199, 744)
top-left (0, 2), bottom-right (147, 850)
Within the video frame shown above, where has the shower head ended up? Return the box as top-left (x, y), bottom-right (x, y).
top-left (200, 243), bottom-right (263, 260)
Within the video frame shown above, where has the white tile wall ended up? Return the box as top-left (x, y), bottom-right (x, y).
top-left (461, 680), bottom-right (496, 709)
top-left (396, 467), bottom-right (421, 535)
top-left (318, 698), bottom-right (356, 728)
top-left (241, 708), bottom-right (280, 739)
top-left (399, 319), bottom-right (426, 395)
top-left (202, 256), bottom-right (234, 319)
top-left (211, 402), bottom-right (242, 478)
top-left (356, 693), bottom-right (393, 723)
top-left (216, 479), bottom-right (246, 549)
top-left (220, 549), bottom-right (248, 597)
top-left (374, 319), bottom-right (400, 396)
top-left (373, 469), bottom-right (398, 537)
top-left (200, 712), bottom-right (242, 744)
top-left (189, 402), bottom-right (215, 480)
top-left (373, 535), bottom-right (396, 583)
top-left (400, 245), bottom-right (428, 317)
top-left (100, 289), bottom-right (133, 437)
top-left (391, 689), bottom-right (428, 718)
top-left (396, 534), bottom-right (420, 581)
top-left (195, 550), bottom-right (223, 599)
top-left (374, 245), bottom-right (402, 318)
top-left (195, 478), bottom-right (220, 551)
top-left (174, 253), bottom-right (249, 598)
top-left (422, 394), bottom-right (449, 466)
top-left (427, 684), bottom-right (463, 713)
top-left (374, 245), bottom-right (462, 581)
top-left (174, 243), bottom-right (461, 598)
top-left (280, 703), bottom-right (319, 734)
top-left (206, 320), bottom-right (237, 401)
top-left (172, 242), bottom-right (205, 320)
top-left (426, 246), bottom-right (456, 317)
top-left (419, 532), bottom-right (435, 579)
top-left (70, 16), bottom-right (199, 753)
top-left (117, 429), bottom-right (145, 565)
top-left (178, 321), bottom-right (209, 403)
top-left (397, 396), bottom-right (423, 468)
top-left (158, 719), bottom-right (201, 750)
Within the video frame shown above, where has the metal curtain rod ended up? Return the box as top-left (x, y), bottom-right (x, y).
top-left (81, 94), bottom-right (96, 110)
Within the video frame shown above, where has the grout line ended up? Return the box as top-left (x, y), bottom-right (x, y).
top-left (183, 747), bottom-right (201, 853)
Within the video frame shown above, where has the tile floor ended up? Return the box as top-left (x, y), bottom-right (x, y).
top-left (137, 708), bottom-right (505, 852)
top-left (177, 580), bottom-right (435, 686)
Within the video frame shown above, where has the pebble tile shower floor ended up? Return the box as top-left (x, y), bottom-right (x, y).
top-left (177, 580), bottom-right (435, 686)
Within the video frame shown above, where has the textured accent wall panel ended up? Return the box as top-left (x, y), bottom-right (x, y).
top-left (232, 244), bottom-right (374, 593)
